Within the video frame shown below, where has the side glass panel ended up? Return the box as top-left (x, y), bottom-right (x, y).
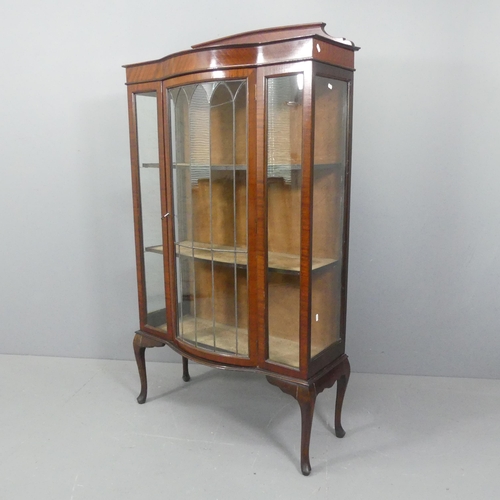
top-left (169, 80), bottom-right (249, 357)
top-left (266, 74), bottom-right (303, 368)
top-left (135, 92), bottom-right (166, 330)
top-left (310, 77), bottom-right (349, 358)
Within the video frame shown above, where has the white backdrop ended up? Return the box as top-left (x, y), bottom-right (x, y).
top-left (1, 0), bottom-right (499, 378)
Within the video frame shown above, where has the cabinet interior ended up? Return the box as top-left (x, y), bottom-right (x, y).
top-left (137, 75), bottom-right (347, 368)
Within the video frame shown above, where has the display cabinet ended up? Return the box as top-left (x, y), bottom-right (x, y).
top-left (125, 23), bottom-right (358, 475)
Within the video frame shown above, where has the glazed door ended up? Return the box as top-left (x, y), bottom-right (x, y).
top-left (165, 70), bottom-right (257, 364)
top-left (127, 83), bottom-right (169, 337)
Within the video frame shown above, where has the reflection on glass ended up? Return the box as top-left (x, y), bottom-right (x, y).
top-left (136, 92), bottom-right (166, 330)
top-left (310, 77), bottom-right (348, 357)
top-left (169, 80), bottom-right (248, 357)
top-left (266, 75), bottom-right (303, 368)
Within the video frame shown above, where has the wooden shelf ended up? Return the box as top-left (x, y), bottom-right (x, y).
top-left (145, 241), bottom-right (337, 272)
top-left (268, 162), bottom-right (342, 171)
top-left (178, 315), bottom-right (249, 357)
top-left (161, 162), bottom-right (342, 170)
top-left (173, 162), bottom-right (247, 171)
top-left (177, 315), bottom-right (303, 366)
top-left (177, 241), bottom-right (248, 266)
top-left (156, 315), bottom-right (331, 368)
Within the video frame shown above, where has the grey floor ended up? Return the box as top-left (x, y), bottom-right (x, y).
top-left (1, 355), bottom-right (499, 499)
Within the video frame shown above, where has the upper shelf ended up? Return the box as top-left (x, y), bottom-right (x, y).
top-left (145, 241), bottom-right (336, 273)
top-left (142, 162), bottom-right (342, 170)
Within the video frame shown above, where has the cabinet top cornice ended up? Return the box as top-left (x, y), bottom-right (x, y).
top-left (124, 23), bottom-right (358, 85)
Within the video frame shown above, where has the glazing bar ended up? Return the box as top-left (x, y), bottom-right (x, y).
top-left (209, 86), bottom-right (216, 352)
top-left (232, 88), bottom-right (239, 355)
top-left (188, 86), bottom-right (198, 349)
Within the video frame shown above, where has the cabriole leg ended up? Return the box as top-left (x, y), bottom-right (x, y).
top-left (266, 376), bottom-right (317, 476)
top-left (182, 356), bottom-right (190, 382)
top-left (266, 355), bottom-right (350, 475)
top-left (297, 385), bottom-right (317, 476)
top-left (334, 358), bottom-right (350, 438)
top-left (132, 333), bottom-right (165, 404)
top-left (133, 334), bottom-right (148, 404)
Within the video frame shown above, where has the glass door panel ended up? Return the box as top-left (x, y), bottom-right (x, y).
top-left (135, 92), bottom-right (166, 331)
top-left (169, 80), bottom-right (249, 357)
top-left (310, 77), bottom-right (349, 358)
top-left (266, 74), bottom-right (303, 368)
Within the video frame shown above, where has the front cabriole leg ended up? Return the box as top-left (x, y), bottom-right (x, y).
top-left (266, 355), bottom-right (350, 475)
top-left (266, 376), bottom-right (317, 476)
top-left (133, 332), bottom-right (165, 404)
top-left (297, 385), bottom-right (317, 475)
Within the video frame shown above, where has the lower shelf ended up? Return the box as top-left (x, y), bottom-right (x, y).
top-left (178, 315), bottom-right (249, 358)
top-left (158, 316), bottom-right (333, 369)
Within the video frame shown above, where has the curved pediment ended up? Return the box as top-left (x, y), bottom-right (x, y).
top-left (192, 22), bottom-right (357, 51)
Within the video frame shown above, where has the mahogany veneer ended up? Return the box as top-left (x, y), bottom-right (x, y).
top-left (125, 23), bottom-right (358, 475)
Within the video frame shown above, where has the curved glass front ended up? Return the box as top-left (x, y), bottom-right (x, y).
top-left (168, 80), bottom-right (249, 357)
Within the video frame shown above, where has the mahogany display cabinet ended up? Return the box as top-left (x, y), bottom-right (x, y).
top-left (125, 23), bottom-right (358, 475)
